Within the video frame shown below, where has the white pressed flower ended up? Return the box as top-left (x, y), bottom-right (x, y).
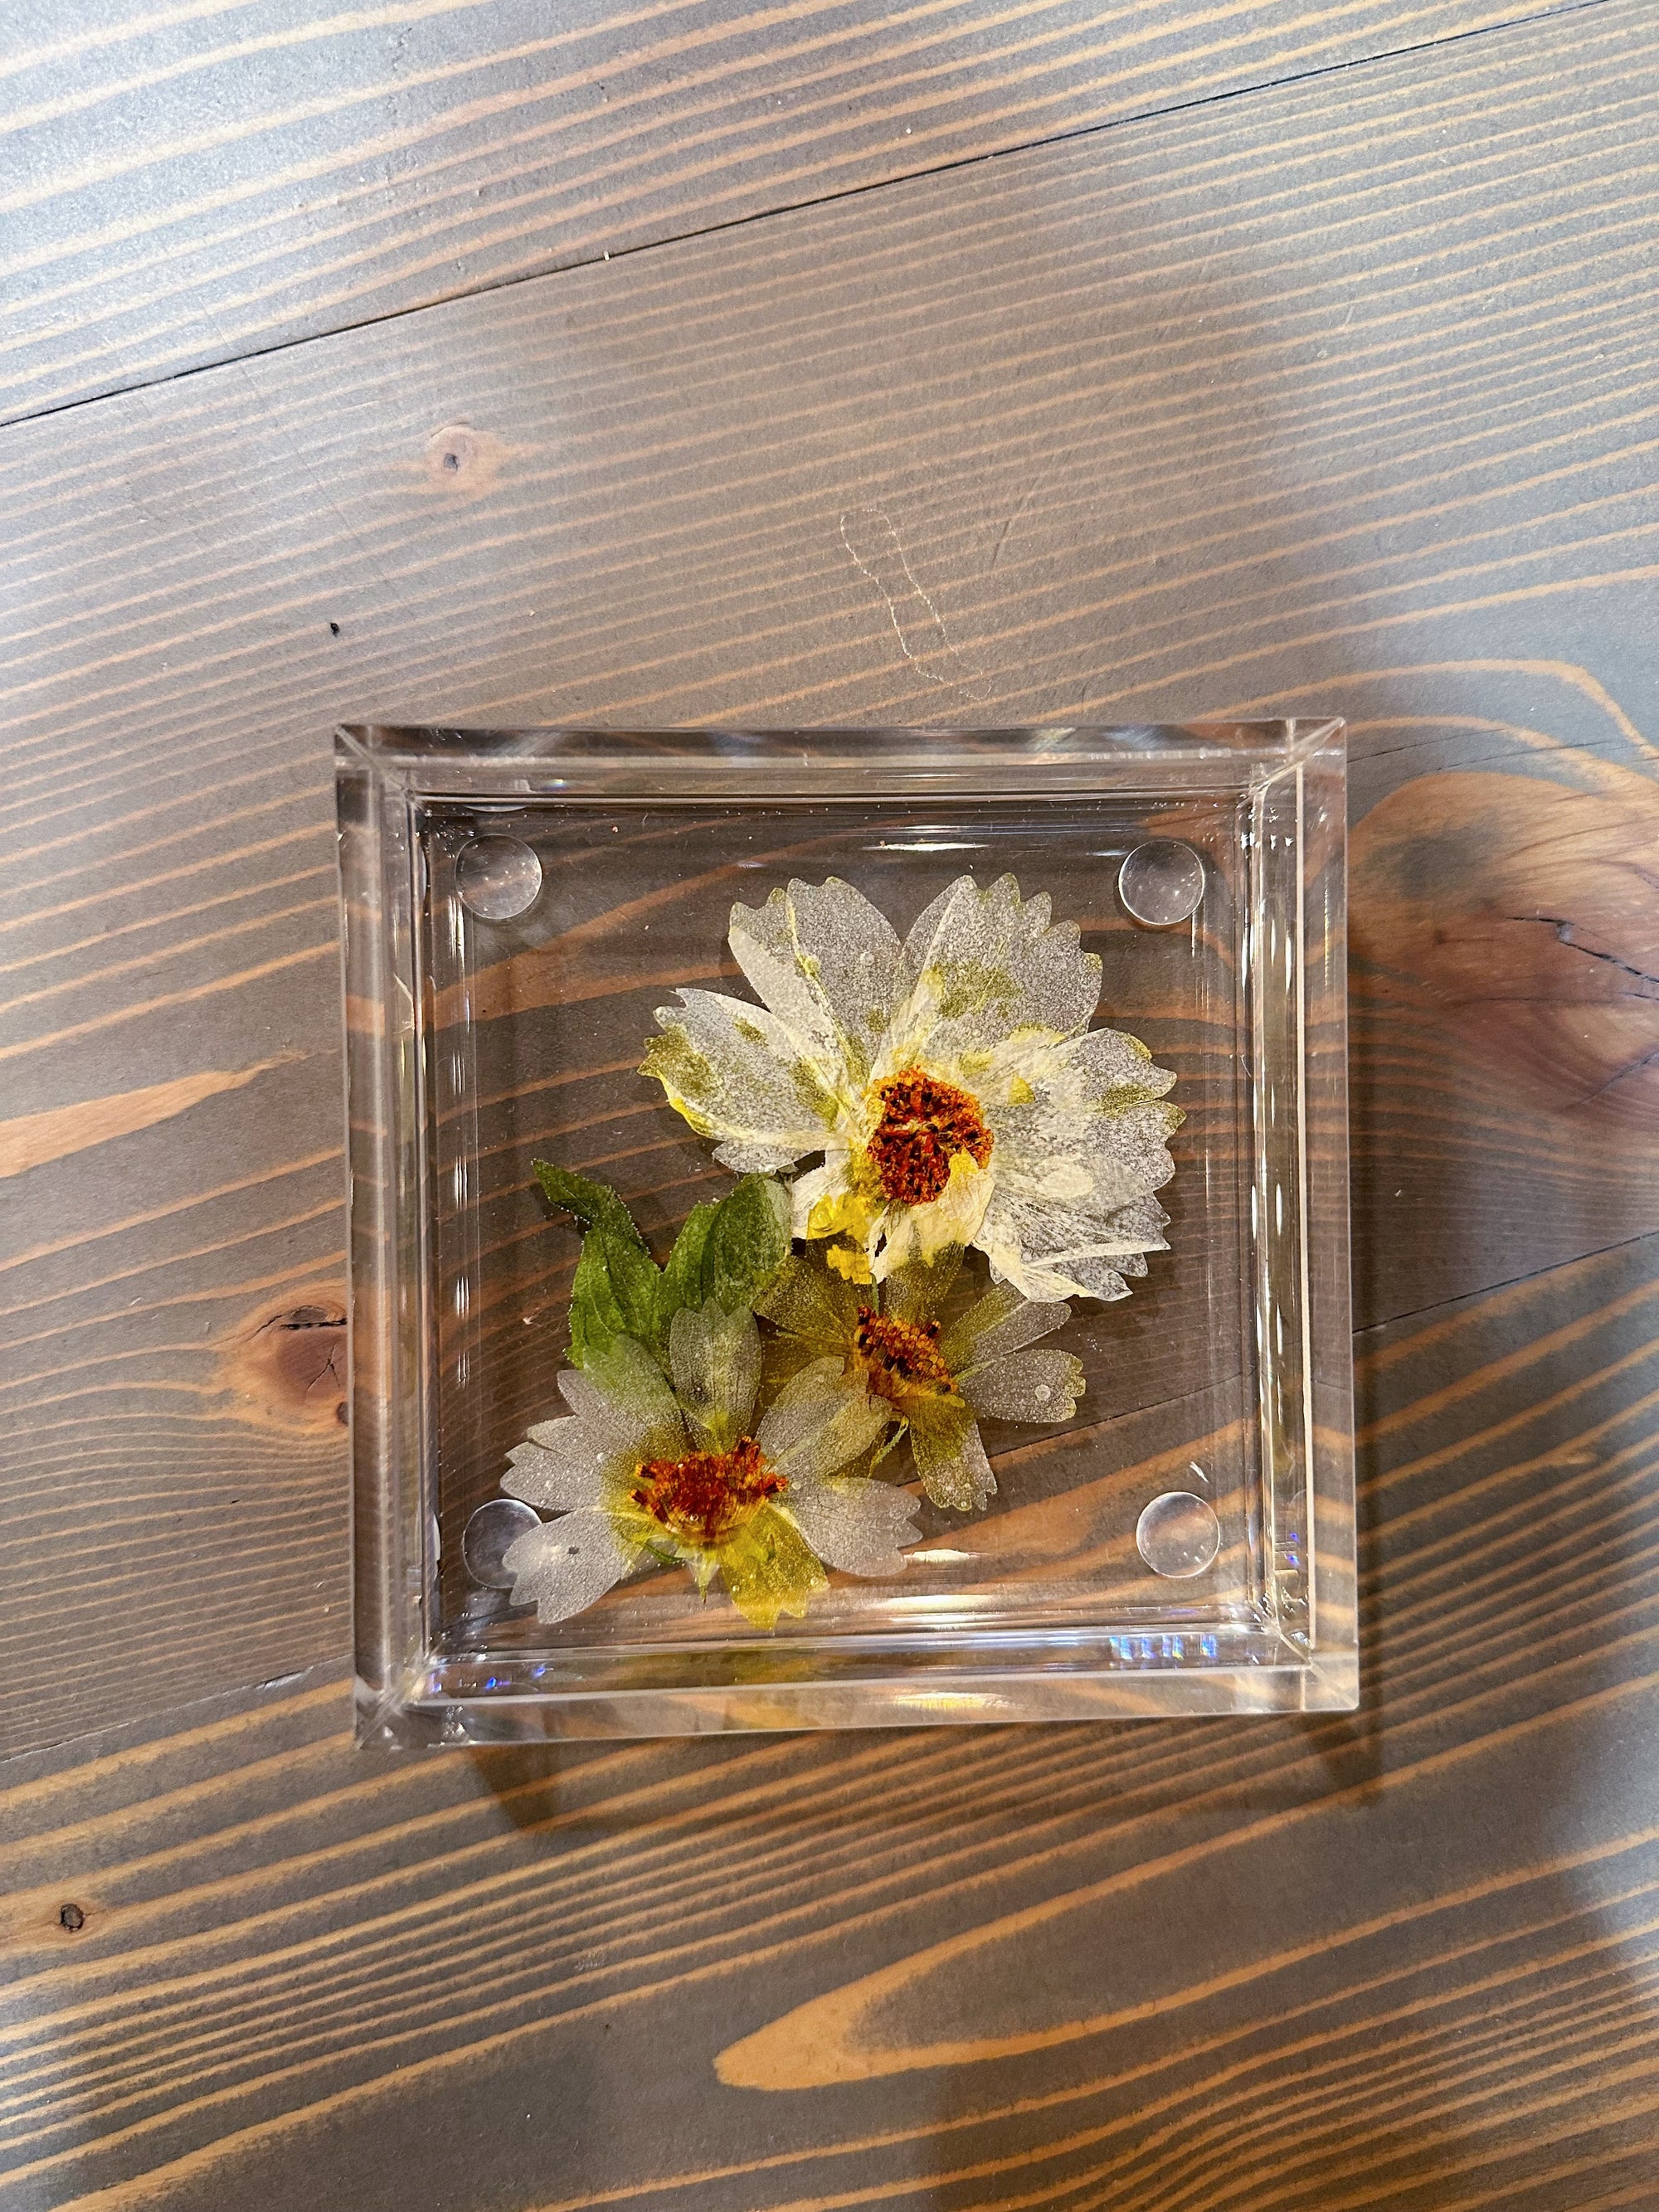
top-left (641, 873), bottom-right (1180, 1301)
top-left (498, 1302), bottom-right (921, 1631)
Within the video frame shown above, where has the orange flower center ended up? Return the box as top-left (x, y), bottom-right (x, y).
top-left (630, 1436), bottom-right (784, 1548)
top-left (854, 1307), bottom-right (954, 1400)
top-left (865, 1067), bottom-right (992, 1205)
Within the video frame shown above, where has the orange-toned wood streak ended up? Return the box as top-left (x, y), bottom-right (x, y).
top-left (2, 1), bottom-right (1657, 2205)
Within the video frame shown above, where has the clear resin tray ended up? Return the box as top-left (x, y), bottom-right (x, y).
top-left (338, 723), bottom-right (1354, 1744)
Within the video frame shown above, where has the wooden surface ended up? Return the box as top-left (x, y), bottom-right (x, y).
top-left (0, 0), bottom-right (1584, 423)
top-left (2, 0), bottom-right (1657, 2203)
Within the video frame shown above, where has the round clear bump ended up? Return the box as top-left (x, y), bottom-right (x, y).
top-left (1118, 840), bottom-right (1205, 927)
top-left (463, 1497), bottom-right (541, 1587)
top-left (1136, 1490), bottom-right (1222, 1578)
top-left (455, 836), bottom-right (542, 921)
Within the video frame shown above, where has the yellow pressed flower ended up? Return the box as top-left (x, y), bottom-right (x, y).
top-left (758, 1246), bottom-right (1087, 1512)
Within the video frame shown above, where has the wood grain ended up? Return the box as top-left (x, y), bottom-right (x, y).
top-left (2, 1234), bottom-right (1657, 2210)
top-left (0, 0), bottom-right (1587, 424)
top-left (2, 6), bottom-right (1658, 2202)
top-left (0, 1053), bottom-right (301, 1177)
top-left (3, 0), bottom-right (1657, 1753)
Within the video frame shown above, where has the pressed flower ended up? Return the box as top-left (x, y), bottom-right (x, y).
top-left (758, 1247), bottom-right (1086, 1511)
top-left (498, 1301), bottom-right (920, 1629)
top-left (642, 873), bottom-right (1181, 1300)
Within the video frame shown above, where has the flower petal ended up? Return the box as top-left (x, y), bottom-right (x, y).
top-left (989, 1093), bottom-right (1181, 1218)
top-left (713, 1140), bottom-right (806, 1174)
top-left (785, 1476), bottom-right (920, 1576)
top-left (1060, 1254), bottom-right (1150, 1301)
top-left (979, 1188), bottom-right (1170, 1300)
top-left (786, 1157), bottom-right (840, 1237)
top-left (960, 1348), bottom-right (1086, 1422)
top-left (906, 1397), bottom-right (996, 1511)
top-left (873, 1153), bottom-right (992, 1277)
top-left (757, 1364), bottom-right (892, 1481)
top-left (642, 989), bottom-right (841, 1162)
top-left (881, 1247), bottom-right (964, 1325)
top-left (504, 1510), bottom-right (637, 1624)
top-left (754, 1251), bottom-right (860, 1346)
top-left (974, 1024), bottom-right (1179, 1289)
top-left (940, 1281), bottom-right (1071, 1369)
top-left (503, 1428), bottom-right (609, 1510)
top-left (792, 1149), bottom-right (886, 1257)
top-left (979, 1054), bottom-right (1177, 1300)
top-left (556, 1339), bottom-right (685, 1457)
top-left (728, 878), bottom-right (903, 1087)
top-left (884, 873), bottom-right (1102, 1064)
top-left (1055, 1023), bottom-right (1179, 1099)
top-left (766, 1354), bottom-right (852, 1410)
top-left (716, 1502), bottom-right (829, 1628)
top-left (980, 1240), bottom-right (1110, 1302)
top-left (1089, 1192), bottom-right (1171, 1250)
top-left (668, 1299), bottom-right (761, 1449)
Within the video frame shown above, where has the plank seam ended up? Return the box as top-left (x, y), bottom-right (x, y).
top-left (0, 0), bottom-right (1621, 435)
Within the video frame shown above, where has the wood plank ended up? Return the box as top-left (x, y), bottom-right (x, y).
top-left (0, 0), bottom-right (1587, 423)
top-left (2, 1), bottom-right (1656, 1752)
top-left (2, 1233), bottom-right (1656, 2210)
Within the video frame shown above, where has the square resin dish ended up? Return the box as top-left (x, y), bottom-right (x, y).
top-left (338, 722), bottom-right (1355, 1744)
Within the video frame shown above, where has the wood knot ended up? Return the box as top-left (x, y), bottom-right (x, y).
top-left (415, 421), bottom-right (512, 499)
top-left (222, 1290), bottom-right (348, 1432)
top-left (1352, 768), bottom-right (1659, 1127)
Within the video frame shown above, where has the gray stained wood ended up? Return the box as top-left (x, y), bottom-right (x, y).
top-left (2, 1), bottom-right (1658, 2205)
top-left (0, 0), bottom-right (1584, 423)
top-left (5, 1240), bottom-right (1659, 2211)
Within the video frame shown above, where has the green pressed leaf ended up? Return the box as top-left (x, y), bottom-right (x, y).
top-left (650, 1178), bottom-right (789, 1347)
top-left (534, 1162), bottom-right (660, 1368)
top-left (596, 1232), bottom-right (663, 1356)
top-left (707, 1175), bottom-right (791, 1314)
top-left (532, 1162), bottom-right (649, 1251)
top-left (654, 1200), bottom-right (719, 1353)
top-left (533, 1162), bottom-right (787, 1369)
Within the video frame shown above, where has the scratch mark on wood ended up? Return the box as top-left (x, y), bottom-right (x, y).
top-left (989, 465), bottom-right (1051, 574)
top-left (839, 504), bottom-right (990, 698)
